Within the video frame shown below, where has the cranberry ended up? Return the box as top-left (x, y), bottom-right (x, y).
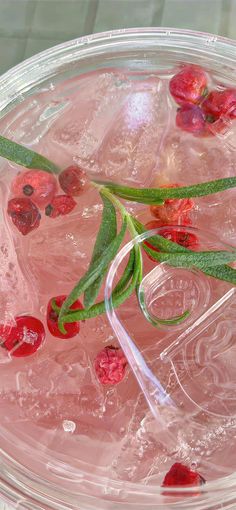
top-left (45, 195), bottom-right (76, 218)
top-left (7, 197), bottom-right (41, 235)
top-left (0, 315), bottom-right (45, 357)
top-left (145, 222), bottom-right (198, 261)
top-left (47, 295), bottom-right (83, 339)
top-left (150, 184), bottom-right (194, 225)
top-left (162, 463), bottom-right (205, 495)
top-left (169, 66), bottom-right (207, 106)
top-left (159, 227), bottom-right (198, 249)
top-left (59, 165), bottom-right (88, 196)
top-left (94, 345), bottom-right (127, 385)
top-left (202, 88), bottom-right (236, 119)
top-left (176, 104), bottom-right (206, 134)
top-left (12, 170), bottom-right (58, 209)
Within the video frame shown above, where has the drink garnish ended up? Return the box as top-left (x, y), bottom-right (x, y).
top-left (1, 132), bottom-right (236, 335)
top-left (94, 345), bottom-right (127, 385)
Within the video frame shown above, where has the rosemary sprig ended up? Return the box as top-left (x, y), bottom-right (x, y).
top-left (95, 178), bottom-right (236, 204)
top-left (2, 135), bottom-right (236, 202)
top-left (57, 190), bottom-right (188, 329)
top-left (1, 135), bottom-right (236, 331)
top-left (58, 213), bottom-right (127, 332)
top-left (54, 246), bottom-right (142, 323)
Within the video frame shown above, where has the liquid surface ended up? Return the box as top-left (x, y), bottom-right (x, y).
top-left (1, 68), bottom-right (236, 491)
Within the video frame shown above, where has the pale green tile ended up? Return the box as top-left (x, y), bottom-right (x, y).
top-left (0, 0), bottom-right (32, 36)
top-left (23, 37), bottom-right (63, 59)
top-left (225, 0), bottom-right (236, 38)
top-left (161, 0), bottom-right (223, 35)
top-left (30, 0), bottom-right (90, 39)
top-left (0, 37), bottom-right (26, 74)
top-left (83, 0), bottom-right (99, 34)
top-left (94, 0), bottom-right (164, 32)
top-left (217, 0), bottom-right (231, 37)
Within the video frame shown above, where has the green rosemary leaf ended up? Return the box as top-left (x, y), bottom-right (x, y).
top-left (132, 218), bottom-right (187, 253)
top-left (202, 264), bottom-right (236, 285)
top-left (0, 135), bottom-right (60, 174)
top-left (60, 248), bottom-right (141, 323)
top-left (99, 176), bottom-right (236, 205)
top-left (62, 246), bottom-right (188, 327)
top-left (58, 218), bottom-right (127, 330)
top-left (138, 282), bottom-right (190, 326)
top-left (133, 218), bottom-right (236, 286)
top-left (113, 248), bottom-right (135, 294)
top-left (143, 244), bottom-right (236, 269)
top-left (155, 310), bottom-right (190, 325)
top-left (84, 194), bottom-right (117, 309)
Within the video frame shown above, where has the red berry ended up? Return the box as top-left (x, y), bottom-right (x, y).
top-left (59, 165), bottom-right (88, 196)
top-left (162, 463), bottom-right (205, 495)
top-left (12, 170), bottom-right (58, 209)
top-left (150, 184), bottom-right (194, 225)
top-left (169, 66), bottom-right (207, 106)
top-left (7, 197), bottom-right (41, 235)
top-left (202, 88), bottom-right (236, 119)
top-left (176, 104), bottom-right (206, 134)
top-left (94, 345), bottom-right (127, 385)
top-left (45, 195), bottom-right (76, 218)
top-left (0, 315), bottom-right (45, 357)
top-left (47, 295), bottom-right (83, 339)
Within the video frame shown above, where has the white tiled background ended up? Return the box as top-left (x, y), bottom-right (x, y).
top-left (0, 0), bottom-right (235, 75)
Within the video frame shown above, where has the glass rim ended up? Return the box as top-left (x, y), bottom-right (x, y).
top-left (0, 26), bottom-right (236, 509)
top-left (0, 27), bottom-right (236, 111)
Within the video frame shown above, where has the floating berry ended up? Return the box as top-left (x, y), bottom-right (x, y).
top-left (162, 462), bottom-right (205, 495)
top-left (94, 345), bottom-right (127, 385)
top-left (159, 227), bottom-right (198, 249)
top-left (176, 104), bottom-right (206, 134)
top-left (12, 170), bottom-right (58, 209)
top-left (145, 222), bottom-right (198, 261)
top-left (0, 315), bottom-right (45, 357)
top-left (47, 295), bottom-right (83, 339)
top-left (45, 195), bottom-right (76, 218)
top-left (202, 88), bottom-right (236, 119)
top-left (7, 197), bottom-right (41, 235)
top-left (150, 184), bottom-right (194, 225)
top-left (59, 165), bottom-right (88, 196)
top-left (169, 66), bottom-right (207, 106)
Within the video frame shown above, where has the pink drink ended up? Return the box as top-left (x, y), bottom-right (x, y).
top-left (1, 30), bottom-right (236, 510)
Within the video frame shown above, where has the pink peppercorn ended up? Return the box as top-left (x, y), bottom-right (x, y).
top-left (94, 345), bottom-right (127, 385)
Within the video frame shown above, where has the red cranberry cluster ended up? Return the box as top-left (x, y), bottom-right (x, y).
top-left (0, 294), bottom-right (127, 386)
top-left (170, 65), bottom-right (236, 136)
top-left (1, 166), bottom-right (90, 358)
top-left (7, 165), bottom-right (88, 236)
top-left (3, 163), bottom-right (129, 379)
top-left (0, 306), bottom-right (127, 386)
